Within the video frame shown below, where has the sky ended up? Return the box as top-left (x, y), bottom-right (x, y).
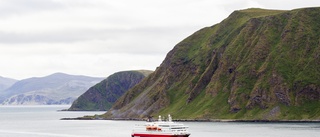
top-left (0, 0), bottom-right (320, 80)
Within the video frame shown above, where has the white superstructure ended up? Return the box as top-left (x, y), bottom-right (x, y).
top-left (132, 115), bottom-right (190, 136)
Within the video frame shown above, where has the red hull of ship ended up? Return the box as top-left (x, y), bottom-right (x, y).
top-left (131, 134), bottom-right (189, 137)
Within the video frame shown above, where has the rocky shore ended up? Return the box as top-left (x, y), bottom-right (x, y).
top-left (60, 117), bottom-right (320, 123)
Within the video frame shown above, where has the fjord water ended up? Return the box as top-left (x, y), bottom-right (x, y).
top-left (0, 106), bottom-right (319, 137)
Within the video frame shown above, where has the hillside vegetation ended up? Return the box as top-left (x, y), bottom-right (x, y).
top-left (104, 8), bottom-right (320, 120)
top-left (68, 70), bottom-right (152, 111)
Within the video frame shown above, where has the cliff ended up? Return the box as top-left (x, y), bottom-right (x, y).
top-left (104, 7), bottom-right (320, 120)
top-left (68, 70), bottom-right (152, 111)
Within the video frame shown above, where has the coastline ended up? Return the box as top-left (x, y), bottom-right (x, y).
top-left (60, 117), bottom-right (320, 123)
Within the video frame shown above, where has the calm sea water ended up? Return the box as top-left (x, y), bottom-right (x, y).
top-left (0, 105), bottom-right (319, 137)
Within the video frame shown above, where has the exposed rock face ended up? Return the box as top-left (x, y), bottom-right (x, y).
top-left (104, 8), bottom-right (320, 120)
top-left (68, 70), bottom-right (152, 111)
top-left (2, 94), bottom-right (73, 105)
top-left (0, 73), bottom-right (103, 105)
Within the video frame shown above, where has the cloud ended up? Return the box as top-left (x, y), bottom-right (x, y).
top-left (1, 0), bottom-right (320, 79)
top-left (0, 0), bottom-right (64, 18)
top-left (0, 48), bottom-right (164, 80)
top-left (0, 26), bottom-right (194, 55)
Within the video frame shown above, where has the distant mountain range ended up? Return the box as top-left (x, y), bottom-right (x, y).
top-left (68, 70), bottom-right (153, 111)
top-left (0, 73), bottom-right (104, 105)
top-left (0, 76), bottom-right (17, 92)
top-left (3, 7), bottom-right (319, 121)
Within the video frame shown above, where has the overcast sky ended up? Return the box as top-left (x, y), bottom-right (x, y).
top-left (0, 0), bottom-right (319, 80)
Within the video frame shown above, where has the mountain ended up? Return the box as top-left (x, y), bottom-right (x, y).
top-left (104, 7), bottom-right (320, 120)
top-left (68, 70), bottom-right (153, 111)
top-left (0, 73), bottom-right (104, 105)
top-left (0, 76), bottom-right (17, 92)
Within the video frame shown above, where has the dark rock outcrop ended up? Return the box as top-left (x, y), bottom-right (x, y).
top-left (68, 70), bottom-right (152, 111)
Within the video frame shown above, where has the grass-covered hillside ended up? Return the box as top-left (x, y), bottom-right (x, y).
top-left (104, 7), bottom-right (320, 120)
top-left (68, 70), bottom-right (152, 111)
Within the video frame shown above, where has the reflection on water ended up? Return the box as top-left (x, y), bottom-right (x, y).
top-left (0, 105), bottom-right (319, 137)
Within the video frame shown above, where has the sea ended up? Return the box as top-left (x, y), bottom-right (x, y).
top-left (0, 105), bottom-right (319, 137)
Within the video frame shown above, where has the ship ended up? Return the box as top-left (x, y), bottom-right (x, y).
top-left (131, 114), bottom-right (190, 137)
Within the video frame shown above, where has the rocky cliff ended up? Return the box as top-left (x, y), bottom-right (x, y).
top-left (104, 7), bottom-right (320, 120)
top-left (68, 70), bottom-right (152, 111)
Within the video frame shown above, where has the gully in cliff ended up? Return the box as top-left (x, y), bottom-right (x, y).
top-left (131, 114), bottom-right (190, 137)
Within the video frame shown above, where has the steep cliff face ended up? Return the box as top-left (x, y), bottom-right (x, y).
top-left (105, 8), bottom-right (320, 120)
top-left (68, 70), bottom-right (152, 111)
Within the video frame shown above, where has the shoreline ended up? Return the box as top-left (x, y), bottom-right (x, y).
top-left (60, 117), bottom-right (320, 123)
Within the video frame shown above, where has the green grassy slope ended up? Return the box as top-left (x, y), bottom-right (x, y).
top-left (68, 70), bottom-right (152, 111)
top-left (104, 7), bottom-right (320, 120)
